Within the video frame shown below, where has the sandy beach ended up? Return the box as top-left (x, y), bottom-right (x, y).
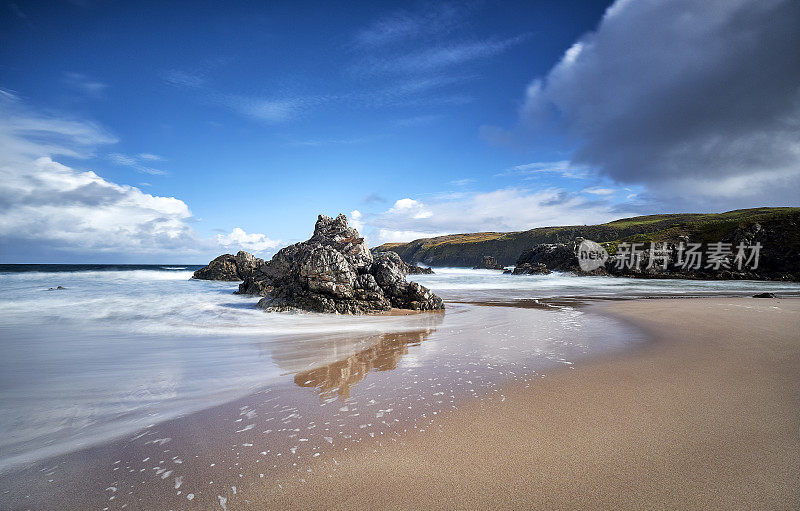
top-left (2, 297), bottom-right (798, 510)
top-left (253, 297), bottom-right (800, 510)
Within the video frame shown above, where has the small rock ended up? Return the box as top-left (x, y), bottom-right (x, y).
top-left (752, 292), bottom-right (777, 298)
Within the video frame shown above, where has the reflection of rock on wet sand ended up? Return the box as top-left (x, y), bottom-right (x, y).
top-left (294, 328), bottom-right (436, 400)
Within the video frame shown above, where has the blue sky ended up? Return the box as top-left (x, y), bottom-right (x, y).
top-left (1, 0), bottom-right (798, 263)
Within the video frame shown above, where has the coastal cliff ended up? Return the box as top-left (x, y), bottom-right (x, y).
top-left (373, 208), bottom-right (800, 281)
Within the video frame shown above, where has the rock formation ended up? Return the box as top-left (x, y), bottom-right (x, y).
top-left (515, 243), bottom-right (582, 273)
top-left (233, 214), bottom-right (443, 314)
top-left (473, 255), bottom-right (505, 270)
top-left (193, 251), bottom-right (264, 281)
top-left (405, 264), bottom-right (435, 274)
top-left (511, 262), bottom-right (551, 275)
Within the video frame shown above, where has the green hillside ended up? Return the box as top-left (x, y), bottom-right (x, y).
top-left (373, 207), bottom-right (800, 267)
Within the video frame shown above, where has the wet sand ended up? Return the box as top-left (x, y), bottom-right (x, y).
top-left (2, 298), bottom-right (798, 509)
top-left (255, 297), bottom-right (800, 510)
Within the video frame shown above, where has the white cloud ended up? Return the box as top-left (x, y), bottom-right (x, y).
top-left (0, 155), bottom-right (197, 255)
top-left (0, 94), bottom-right (277, 261)
top-left (349, 210), bottom-right (364, 232)
top-left (216, 228), bottom-right (279, 253)
top-left (583, 187), bottom-right (615, 196)
top-left (364, 188), bottom-right (640, 245)
top-left (375, 228), bottom-right (451, 244)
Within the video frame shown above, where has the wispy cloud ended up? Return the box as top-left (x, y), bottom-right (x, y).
top-left (396, 36), bottom-right (528, 74)
top-left (450, 178), bottom-right (475, 186)
top-left (357, 35), bottom-right (528, 77)
top-left (108, 153), bottom-right (166, 175)
top-left (63, 72), bottom-right (108, 97)
top-left (497, 160), bottom-right (590, 179)
top-left (0, 90), bottom-right (117, 160)
top-left (286, 134), bottom-right (380, 148)
top-left (354, 3), bottom-right (467, 48)
top-left (163, 69), bottom-right (327, 123)
top-left (162, 69), bottom-right (206, 89)
top-left (583, 186), bottom-right (616, 196)
top-left (394, 114), bottom-right (443, 127)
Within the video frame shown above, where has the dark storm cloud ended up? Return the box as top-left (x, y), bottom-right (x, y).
top-left (519, 0), bottom-right (800, 203)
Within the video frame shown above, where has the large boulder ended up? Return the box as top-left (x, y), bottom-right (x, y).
top-left (252, 214), bottom-right (444, 314)
top-left (193, 251), bottom-right (265, 281)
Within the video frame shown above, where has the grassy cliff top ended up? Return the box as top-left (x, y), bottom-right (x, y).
top-left (373, 207), bottom-right (800, 266)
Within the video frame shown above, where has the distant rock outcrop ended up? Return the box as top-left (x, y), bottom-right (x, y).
top-left (473, 255), bottom-right (505, 270)
top-left (193, 251), bottom-right (265, 281)
top-left (405, 264), bottom-right (434, 274)
top-left (516, 243), bottom-right (582, 273)
top-left (236, 214), bottom-right (443, 314)
top-left (511, 263), bottom-right (551, 275)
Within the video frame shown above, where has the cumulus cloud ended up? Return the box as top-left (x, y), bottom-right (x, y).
top-left (507, 0), bottom-right (800, 207)
top-left (0, 156), bottom-right (196, 255)
top-left (364, 190), bottom-right (639, 245)
top-left (0, 93), bottom-right (279, 261)
top-left (216, 228), bottom-right (280, 253)
top-left (349, 210), bottom-right (364, 232)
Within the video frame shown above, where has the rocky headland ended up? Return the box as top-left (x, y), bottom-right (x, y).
top-left (194, 214), bottom-right (444, 314)
top-left (374, 208), bottom-right (800, 281)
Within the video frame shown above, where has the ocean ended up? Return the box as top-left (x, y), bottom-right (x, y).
top-left (1, 264), bottom-right (799, 474)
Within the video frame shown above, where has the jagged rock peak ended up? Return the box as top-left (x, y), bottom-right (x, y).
top-left (253, 213), bottom-right (444, 314)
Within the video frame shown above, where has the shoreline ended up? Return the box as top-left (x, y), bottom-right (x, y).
top-left (253, 296), bottom-right (800, 509)
top-left (1, 297), bottom-right (798, 509)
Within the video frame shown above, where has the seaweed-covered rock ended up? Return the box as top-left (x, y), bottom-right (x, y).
top-left (252, 214), bottom-right (443, 314)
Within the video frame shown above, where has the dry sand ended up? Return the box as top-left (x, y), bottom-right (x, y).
top-left (254, 298), bottom-right (800, 510)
